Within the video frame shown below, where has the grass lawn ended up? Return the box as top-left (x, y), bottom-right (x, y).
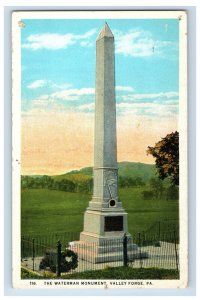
top-left (21, 267), bottom-right (179, 280)
top-left (21, 188), bottom-right (89, 236)
top-left (119, 188), bottom-right (179, 234)
top-left (21, 187), bottom-right (179, 237)
top-left (62, 267), bottom-right (179, 280)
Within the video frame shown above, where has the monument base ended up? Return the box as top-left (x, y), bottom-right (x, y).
top-left (68, 235), bottom-right (148, 264)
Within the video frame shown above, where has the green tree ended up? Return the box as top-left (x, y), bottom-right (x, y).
top-left (135, 177), bottom-right (145, 187)
top-left (147, 131), bottom-right (179, 186)
top-left (58, 179), bottom-right (76, 192)
top-left (166, 185), bottom-right (179, 200)
top-left (149, 177), bottom-right (165, 199)
top-left (118, 176), bottom-right (126, 188)
top-left (142, 190), bottom-right (154, 200)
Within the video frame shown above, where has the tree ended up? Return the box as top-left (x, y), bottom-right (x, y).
top-left (166, 185), bottom-right (179, 200)
top-left (58, 179), bottom-right (76, 192)
top-left (149, 177), bottom-right (165, 199)
top-left (147, 131), bottom-right (179, 186)
top-left (142, 190), bottom-right (154, 200)
top-left (135, 177), bottom-right (145, 187)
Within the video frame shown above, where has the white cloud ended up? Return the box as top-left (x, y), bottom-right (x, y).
top-left (51, 88), bottom-right (95, 101)
top-left (164, 99), bottom-right (179, 105)
top-left (114, 29), bottom-right (178, 58)
top-left (117, 102), bottom-right (157, 109)
top-left (39, 94), bottom-right (49, 100)
top-left (29, 87), bottom-right (95, 111)
top-left (80, 40), bottom-right (93, 47)
top-left (23, 33), bottom-right (75, 50)
top-left (32, 99), bottom-right (49, 107)
top-left (50, 82), bottom-right (72, 90)
top-left (27, 80), bottom-right (73, 91)
top-left (121, 91), bottom-right (179, 102)
top-left (25, 82), bottom-right (179, 120)
top-left (116, 86), bottom-right (134, 92)
top-left (78, 103), bottom-right (95, 111)
top-left (117, 101), bottom-right (178, 119)
top-left (42, 86), bottom-right (136, 102)
top-left (117, 102), bottom-right (177, 109)
top-left (22, 29), bottom-right (97, 51)
top-left (27, 80), bottom-right (47, 89)
top-left (163, 91), bottom-right (179, 99)
top-left (115, 30), bottom-right (153, 57)
top-left (78, 28), bottom-right (97, 39)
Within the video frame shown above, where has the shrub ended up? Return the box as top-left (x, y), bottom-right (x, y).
top-left (142, 190), bottom-right (154, 200)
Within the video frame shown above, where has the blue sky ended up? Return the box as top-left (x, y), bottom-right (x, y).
top-left (21, 18), bottom-right (179, 118)
top-left (20, 18), bottom-right (179, 174)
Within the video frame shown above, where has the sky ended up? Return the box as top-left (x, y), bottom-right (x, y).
top-left (21, 18), bottom-right (179, 175)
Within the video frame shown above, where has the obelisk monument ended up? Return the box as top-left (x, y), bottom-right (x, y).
top-left (80, 23), bottom-right (131, 245)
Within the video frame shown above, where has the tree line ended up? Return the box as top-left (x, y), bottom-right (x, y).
top-left (142, 178), bottom-right (178, 201)
top-left (21, 174), bottom-right (178, 200)
top-left (21, 175), bottom-right (93, 194)
top-left (21, 175), bottom-right (146, 194)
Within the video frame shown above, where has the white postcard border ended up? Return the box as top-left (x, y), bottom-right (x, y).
top-left (12, 10), bottom-right (188, 289)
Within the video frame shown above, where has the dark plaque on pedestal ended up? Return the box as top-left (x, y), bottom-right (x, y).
top-left (104, 216), bottom-right (123, 231)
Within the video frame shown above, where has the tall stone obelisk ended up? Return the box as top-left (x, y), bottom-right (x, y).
top-left (80, 23), bottom-right (131, 245)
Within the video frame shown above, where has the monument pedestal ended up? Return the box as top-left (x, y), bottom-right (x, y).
top-left (80, 209), bottom-right (129, 243)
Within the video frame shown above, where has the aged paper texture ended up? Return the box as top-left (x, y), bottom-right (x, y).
top-left (12, 10), bottom-right (187, 289)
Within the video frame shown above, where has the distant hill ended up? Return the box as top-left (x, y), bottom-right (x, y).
top-left (52, 172), bottom-right (91, 183)
top-left (21, 162), bottom-right (157, 184)
top-left (67, 162), bottom-right (157, 183)
top-left (118, 162), bottom-right (156, 182)
top-left (21, 162), bottom-right (159, 193)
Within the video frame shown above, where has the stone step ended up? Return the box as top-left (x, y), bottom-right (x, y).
top-left (68, 242), bottom-right (148, 263)
top-left (69, 242), bottom-right (138, 254)
top-left (69, 247), bottom-right (148, 263)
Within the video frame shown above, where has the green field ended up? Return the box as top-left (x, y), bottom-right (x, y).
top-left (21, 267), bottom-right (179, 280)
top-left (21, 187), bottom-right (179, 237)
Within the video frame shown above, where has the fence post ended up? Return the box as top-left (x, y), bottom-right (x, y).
top-left (56, 240), bottom-right (62, 277)
top-left (158, 221), bottom-right (161, 241)
top-left (173, 230), bottom-right (179, 271)
top-left (123, 233), bottom-right (128, 267)
top-left (21, 236), bottom-right (24, 261)
top-left (32, 238), bottom-right (35, 271)
top-left (138, 232), bottom-right (143, 268)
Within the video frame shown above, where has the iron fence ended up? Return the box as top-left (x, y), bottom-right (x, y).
top-left (21, 231), bottom-right (80, 250)
top-left (143, 219), bottom-right (179, 241)
top-left (21, 230), bottom-right (179, 276)
top-left (132, 231), bottom-right (179, 271)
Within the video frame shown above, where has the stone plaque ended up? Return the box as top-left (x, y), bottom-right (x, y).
top-left (104, 216), bottom-right (123, 231)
